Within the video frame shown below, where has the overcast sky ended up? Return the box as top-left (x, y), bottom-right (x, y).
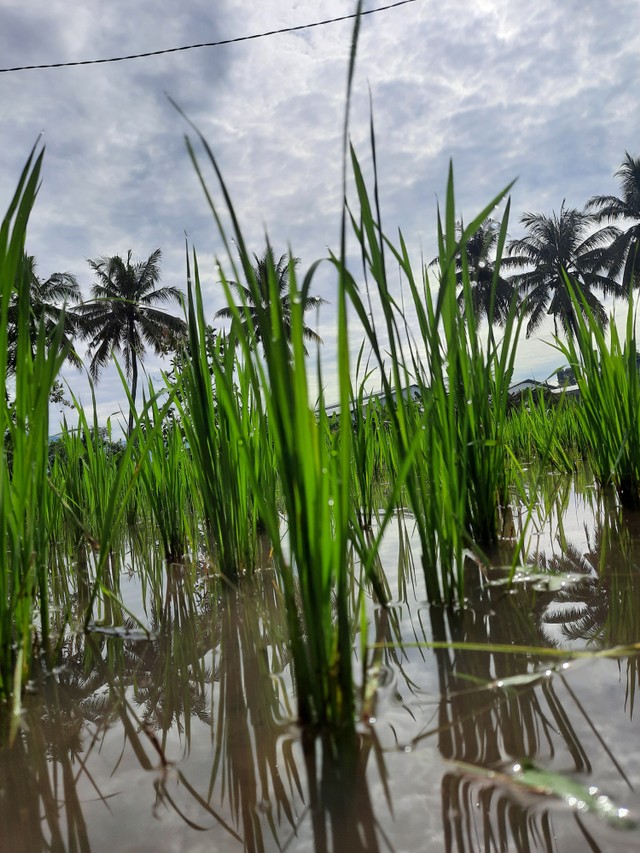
top-left (2, 0), bottom-right (639, 430)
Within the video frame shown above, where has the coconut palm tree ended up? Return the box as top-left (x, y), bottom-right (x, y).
top-left (214, 248), bottom-right (326, 353)
top-left (78, 248), bottom-right (186, 435)
top-left (7, 253), bottom-right (82, 375)
top-left (452, 218), bottom-right (518, 325)
top-left (586, 152), bottom-right (640, 293)
top-left (505, 202), bottom-right (623, 338)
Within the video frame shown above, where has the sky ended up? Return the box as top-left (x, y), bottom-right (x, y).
top-left (2, 0), bottom-right (639, 431)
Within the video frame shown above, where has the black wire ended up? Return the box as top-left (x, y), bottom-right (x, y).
top-left (0, 0), bottom-right (418, 75)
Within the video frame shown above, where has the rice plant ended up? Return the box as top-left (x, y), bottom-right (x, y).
top-left (0, 147), bottom-right (66, 719)
top-left (174, 114), bottom-right (395, 732)
top-left (171, 272), bottom-right (265, 578)
top-left (503, 390), bottom-right (585, 473)
top-left (350, 347), bottom-right (389, 530)
top-left (556, 282), bottom-right (640, 507)
top-left (51, 399), bottom-right (124, 553)
top-left (130, 382), bottom-right (199, 562)
top-left (343, 140), bottom-right (523, 603)
top-left (163, 2), bottom-right (405, 732)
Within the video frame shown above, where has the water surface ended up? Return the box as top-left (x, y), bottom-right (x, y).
top-left (2, 475), bottom-right (640, 851)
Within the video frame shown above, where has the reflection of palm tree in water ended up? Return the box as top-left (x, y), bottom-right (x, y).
top-left (535, 509), bottom-right (640, 718)
top-left (427, 569), bottom-right (602, 852)
top-left (535, 542), bottom-right (605, 645)
top-left (423, 484), bottom-right (640, 852)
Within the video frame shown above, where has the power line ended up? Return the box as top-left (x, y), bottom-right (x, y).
top-left (0, 0), bottom-right (418, 75)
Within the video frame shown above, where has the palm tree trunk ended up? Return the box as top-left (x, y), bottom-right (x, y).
top-left (128, 356), bottom-right (138, 437)
top-left (128, 318), bottom-right (138, 437)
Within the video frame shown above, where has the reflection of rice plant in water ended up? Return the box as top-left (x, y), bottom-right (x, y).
top-left (441, 762), bottom-right (634, 852)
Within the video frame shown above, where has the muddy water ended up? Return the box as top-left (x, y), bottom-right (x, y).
top-left (2, 476), bottom-right (640, 852)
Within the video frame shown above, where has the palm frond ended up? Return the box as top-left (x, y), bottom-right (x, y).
top-left (79, 250), bottom-right (185, 412)
top-left (214, 246), bottom-right (326, 353)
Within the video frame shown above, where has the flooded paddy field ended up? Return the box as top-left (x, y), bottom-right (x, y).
top-left (3, 473), bottom-right (640, 853)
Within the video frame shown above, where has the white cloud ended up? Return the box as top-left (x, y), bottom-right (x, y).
top-left (2, 0), bottom-right (640, 416)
